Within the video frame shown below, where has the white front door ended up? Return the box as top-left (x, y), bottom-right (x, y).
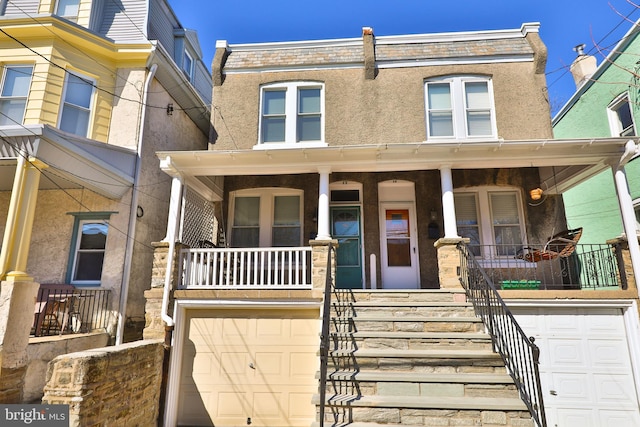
top-left (513, 306), bottom-right (640, 427)
top-left (380, 202), bottom-right (420, 288)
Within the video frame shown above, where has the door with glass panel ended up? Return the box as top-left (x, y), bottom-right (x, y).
top-left (379, 203), bottom-right (420, 289)
top-left (330, 207), bottom-right (363, 289)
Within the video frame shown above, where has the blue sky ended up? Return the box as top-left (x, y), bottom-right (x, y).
top-left (168, 0), bottom-right (640, 113)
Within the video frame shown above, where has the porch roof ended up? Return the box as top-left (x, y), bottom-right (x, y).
top-left (0, 124), bottom-right (136, 199)
top-left (158, 137), bottom-right (639, 196)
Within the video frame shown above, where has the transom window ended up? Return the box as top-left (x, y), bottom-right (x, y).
top-left (55, 0), bottom-right (80, 22)
top-left (0, 65), bottom-right (33, 126)
top-left (425, 76), bottom-right (496, 140)
top-left (230, 188), bottom-right (303, 247)
top-left (59, 71), bottom-right (94, 137)
top-left (259, 82), bottom-right (324, 147)
top-left (608, 93), bottom-right (635, 137)
top-left (454, 188), bottom-right (525, 257)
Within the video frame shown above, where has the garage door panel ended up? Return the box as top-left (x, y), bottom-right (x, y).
top-left (513, 307), bottom-right (640, 426)
top-left (178, 308), bottom-right (319, 427)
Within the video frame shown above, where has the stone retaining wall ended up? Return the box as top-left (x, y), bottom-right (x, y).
top-left (42, 340), bottom-right (164, 427)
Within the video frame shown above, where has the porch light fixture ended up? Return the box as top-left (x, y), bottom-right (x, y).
top-left (529, 188), bottom-right (544, 201)
top-left (166, 103), bottom-right (174, 115)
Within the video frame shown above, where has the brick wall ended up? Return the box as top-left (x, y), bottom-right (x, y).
top-left (42, 340), bottom-right (164, 427)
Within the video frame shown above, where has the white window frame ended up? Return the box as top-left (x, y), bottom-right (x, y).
top-left (454, 187), bottom-right (526, 258)
top-left (55, 0), bottom-right (80, 22)
top-left (183, 50), bottom-right (193, 82)
top-left (608, 93), bottom-right (636, 137)
top-left (59, 70), bottom-right (95, 137)
top-left (229, 188), bottom-right (304, 247)
top-left (0, 64), bottom-right (33, 126)
top-left (425, 75), bottom-right (497, 140)
top-left (69, 219), bottom-right (108, 286)
top-left (257, 81), bottom-right (325, 149)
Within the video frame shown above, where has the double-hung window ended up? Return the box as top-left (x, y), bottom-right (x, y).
top-left (230, 189), bottom-right (302, 247)
top-left (68, 214), bottom-right (111, 285)
top-left (55, 0), bottom-right (80, 22)
top-left (259, 82), bottom-right (324, 147)
top-left (608, 93), bottom-right (635, 137)
top-left (454, 188), bottom-right (525, 257)
top-left (425, 76), bottom-right (496, 140)
top-left (0, 65), bottom-right (33, 126)
top-left (59, 71), bottom-right (94, 137)
top-left (183, 51), bottom-right (193, 82)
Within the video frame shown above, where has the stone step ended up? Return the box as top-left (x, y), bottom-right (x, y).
top-left (330, 348), bottom-right (506, 371)
top-left (332, 316), bottom-right (485, 332)
top-left (324, 370), bottom-right (520, 399)
top-left (313, 393), bottom-right (529, 412)
top-left (332, 331), bottom-right (493, 351)
top-left (348, 289), bottom-right (468, 303)
top-left (332, 302), bottom-right (476, 318)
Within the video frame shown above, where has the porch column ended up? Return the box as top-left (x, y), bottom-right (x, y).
top-left (316, 168), bottom-right (331, 240)
top-left (439, 165), bottom-right (459, 238)
top-left (612, 164), bottom-right (640, 290)
top-left (0, 155), bottom-right (43, 402)
top-left (163, 176), bottom-right (184, 243)
top-left (0, 155), bottom-right (47, 281)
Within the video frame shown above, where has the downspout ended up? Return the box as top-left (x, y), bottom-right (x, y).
top-left (614, 140), bottom-right (640, 291)
top-left (115, 63), bottom-right (158, 345)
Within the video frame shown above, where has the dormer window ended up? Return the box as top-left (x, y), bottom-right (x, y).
top-left (258, 82), bottom-right (325, 148)
top-left (608, 93), bottom-right (635, 137)
top-left (425, 76), bottom-right (496, 140)
top-left (183, 51), bottom-right (193, 82)
top-left (55, 0), bottom-right (80, 22)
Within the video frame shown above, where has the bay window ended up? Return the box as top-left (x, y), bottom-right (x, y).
top-left (59, 71), bottom-right (94, 137)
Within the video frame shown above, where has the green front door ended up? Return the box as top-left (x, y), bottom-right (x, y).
top-left (331, 207), bottom-right (363, 289)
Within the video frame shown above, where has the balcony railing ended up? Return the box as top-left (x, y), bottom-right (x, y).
top-left (32, 288), bottom-right (111, 337)
top-left (467, 243), bottom-right (626, 290)
top-left (179, 247), bottom-right (313, 289)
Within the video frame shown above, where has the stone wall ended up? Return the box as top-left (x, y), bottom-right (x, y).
top-left (42, 340), bottom-right (164, 427)
top-left (25, 332), bottom-right (109, 403)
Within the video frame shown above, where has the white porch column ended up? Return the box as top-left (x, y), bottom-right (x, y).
top-left (0, 156), bottom-right (47, 282)
top-left (316, 168), bottom-right (331, 240)
top-left (612, 164), bottom-right (640, 290)
top-left (163, 176), bottom-right (184, 243)
top-left (440, 165), bottom-right (459, 239)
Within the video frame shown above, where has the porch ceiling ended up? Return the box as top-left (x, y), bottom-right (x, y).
top-left (0, 125), bottom-right (136, 199)
top-left (157, 137), bottom-right (638, 193)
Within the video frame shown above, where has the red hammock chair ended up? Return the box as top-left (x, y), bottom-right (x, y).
top-left (516, 227), bottom-right (583, 263)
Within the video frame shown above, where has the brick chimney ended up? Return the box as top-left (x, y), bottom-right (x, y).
top-left (569, 44), bottom-right (597, 89)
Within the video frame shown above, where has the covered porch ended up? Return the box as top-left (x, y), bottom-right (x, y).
top-left (157, 137), bottom-right (640, 294)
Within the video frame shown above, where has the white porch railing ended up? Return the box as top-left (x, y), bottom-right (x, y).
top-left (178, 247), bottom-right (313, 289)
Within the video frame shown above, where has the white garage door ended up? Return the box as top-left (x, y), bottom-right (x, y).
top-left (177, 308), bottom-right (319, 427)
top-left (513, 306), bottom-right (640, 427)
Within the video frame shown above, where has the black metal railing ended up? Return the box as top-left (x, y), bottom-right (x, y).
top-left (32, 288), bottom-right (111, 337)
top-left (458, 242), bottom-right (547, 427)
top-left (318, 243), bottom-right (336, 427)
top-left (468, 243), bottom-right (626, 290)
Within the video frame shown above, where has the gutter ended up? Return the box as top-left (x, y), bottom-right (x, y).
top-left (115, 63), bottom-right (158, 345)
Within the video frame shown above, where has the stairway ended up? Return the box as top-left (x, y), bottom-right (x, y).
top-left (314, 288), bottom-right (534, 427)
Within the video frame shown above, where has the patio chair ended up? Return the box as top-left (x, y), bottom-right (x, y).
top-left (515, 227), bottom-right (583, 263)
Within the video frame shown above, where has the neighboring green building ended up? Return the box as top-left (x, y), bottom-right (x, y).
top-left (553, 24), bottom-right (640, 245)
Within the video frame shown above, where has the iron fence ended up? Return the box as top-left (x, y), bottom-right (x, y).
top-left (467, 243), bottom-right (626, 290)
top-left (32, 288), bottom-right (111, 337)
